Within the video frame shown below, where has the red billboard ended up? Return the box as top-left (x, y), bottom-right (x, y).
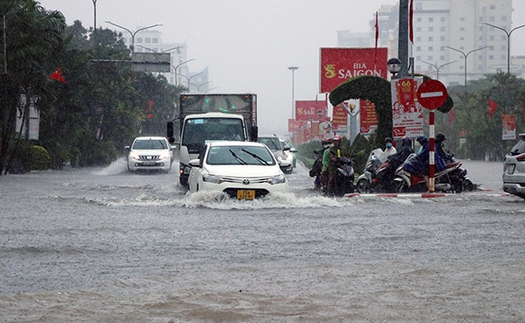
top-left (360, 99), bottom-right (378, 134)
top-left (332, 103), bottom-right (348, 130)
top-left (295, 100), bottom-right (327, 121)
top-left (320, 47), bottom-right (388, 93)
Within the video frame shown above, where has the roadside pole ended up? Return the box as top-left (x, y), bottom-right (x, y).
top-left (416, 80), bottom-right (448, 193)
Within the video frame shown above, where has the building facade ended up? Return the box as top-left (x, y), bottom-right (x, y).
top-left (338, 0), bottom-right (521, 86)
top-left (119, 28), bottom-right (210, 92)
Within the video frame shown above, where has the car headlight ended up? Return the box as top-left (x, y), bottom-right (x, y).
top-left (129, 151), bottom-right (140, 161)
top-left (202, 173), bottom-right (221, 184)
top-left (268, 173), bottom-right (286, 185)
top-left (158, 151), bottom-right (170, 161)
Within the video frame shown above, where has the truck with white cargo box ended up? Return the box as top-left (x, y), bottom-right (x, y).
top-left (167, 93), bottom-right (258, 186)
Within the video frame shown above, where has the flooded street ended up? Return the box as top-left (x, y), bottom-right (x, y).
top-left (1, 159), bottom-right (525, 322)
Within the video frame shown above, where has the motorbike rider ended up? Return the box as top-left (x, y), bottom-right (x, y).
top-left (325, 135), bottom-right (349, 194)
top-left (405, 135), bottom-right (447, 190)
top-left (380, 136), bottom-right (414, 184)
top-left (435, 132), bottom-right (453, 164)
top-left (310, 138), bottom-right (332, 188)
top-left (384, 137), bottom-right (397, 158)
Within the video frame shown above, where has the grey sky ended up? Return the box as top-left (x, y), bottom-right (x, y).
top-left (39, 0), bottom-right (525, 136)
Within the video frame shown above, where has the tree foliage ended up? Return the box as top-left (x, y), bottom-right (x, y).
top-left (0, 1), bottom-right (184, 173)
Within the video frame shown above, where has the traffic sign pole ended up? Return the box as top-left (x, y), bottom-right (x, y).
top-left (416, 80), bottom-right (448, 193)
top-left (428, 111), bottom-right (435, 192)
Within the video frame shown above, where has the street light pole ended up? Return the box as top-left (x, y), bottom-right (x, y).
top-left (92, 0), bottom-right (97, 30)
top-left (105, 21), bottom-right (163, 53)
top-left (171, 59), bottom-right (195, 87)
top-left (288, 66), bottom-right (298, 119)
top-left (485, 23), bottom-right (525, 74)
top-left (421, 60), bottom-right (457, 80)
top-left (446, 46), bottom-right (488, 90)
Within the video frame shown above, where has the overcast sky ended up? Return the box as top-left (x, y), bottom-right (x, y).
top-left (38, 0), bottom-right (525, 136)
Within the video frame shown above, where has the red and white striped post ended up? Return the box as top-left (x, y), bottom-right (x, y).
top-left (416, 80), bottom-right (448, 193)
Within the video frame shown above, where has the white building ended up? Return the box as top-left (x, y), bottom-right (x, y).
top-left (118, 28), bottom-right (210, 92)
top-left (338, 0), bottom-right (522, 86)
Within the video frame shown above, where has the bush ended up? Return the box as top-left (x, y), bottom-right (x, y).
top-left (30, 145), bottom-right (50, 170)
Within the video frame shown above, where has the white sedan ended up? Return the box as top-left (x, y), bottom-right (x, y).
top-left (188, 141), bottom-right (289, 199)
top-left (126, 136), bottom-right (173, 173)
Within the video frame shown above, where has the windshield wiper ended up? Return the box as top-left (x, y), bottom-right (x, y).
top-left (229, 149), bottom-right (247, 165)
top-left (241, 149), bottom-right (270, 165)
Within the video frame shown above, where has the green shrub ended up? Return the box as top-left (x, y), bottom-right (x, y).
top-left (30, 145), bottom-right (50, 170)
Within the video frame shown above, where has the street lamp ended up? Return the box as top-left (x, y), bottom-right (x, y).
top-left (190, 81), bottom-right (213, 93)
top-left (446, 45), bottom-right (488, 89)
top-left (485, 23), bottom-right (525, 74)
top-left (386, 57), bottom-right (402, 78)
top-left (92, 0), bottom-right (97, 30)
top-left (105, 21), bottom-right (163, 53)
top-left (421, 60), bottom-right (457, 80)
top-left (171, 59), bottom-right (195, 86)
top-left (288, 66), bottom-right (298, 119)
top-left (176, 72), bottom-right (204, 92)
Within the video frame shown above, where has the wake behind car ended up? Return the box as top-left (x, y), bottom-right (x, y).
top-left (126, 136), bottom-right (173, 173)
top-left (188, 141), bottom-right (289, 199)
top-left (503, 133), bottom-right (525, 198)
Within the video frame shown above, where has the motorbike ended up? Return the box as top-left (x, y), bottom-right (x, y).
top-left (356, 148), bottom-right (386, 193)
top-left (330, 156), bottom-right (355, 196)
top-left (393, 153), bottom-right (472, 193)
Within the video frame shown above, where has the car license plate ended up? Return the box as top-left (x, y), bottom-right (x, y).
top-left (508, 164), bottom-right (516, 174)
top-left (143, 161), bottom-right (156, 166)
top-left (237, 189), bottom-right (255, 200)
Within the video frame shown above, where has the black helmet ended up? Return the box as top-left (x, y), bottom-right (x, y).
top-left (417, 135), bottom-right (428, 144)
top-left (436, 133), bottom-right (446, 142)
top-left (385, 137), bottom-right (393, 143)
top-left (402, 137), bottom-right (412, 146)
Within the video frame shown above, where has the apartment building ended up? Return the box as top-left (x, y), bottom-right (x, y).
top-left (119, 28), bottom-right (209, 92)
top-left (338, 0), bottom-right (521, 86)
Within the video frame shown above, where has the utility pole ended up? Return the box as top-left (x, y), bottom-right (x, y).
top-left (398, 0), bottom-right (409, 77)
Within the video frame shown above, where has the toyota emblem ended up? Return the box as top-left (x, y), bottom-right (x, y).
top-left (243, 179), bottom-right (250, 185)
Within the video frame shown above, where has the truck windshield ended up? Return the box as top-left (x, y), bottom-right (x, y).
top-left (182, 118), bottom-right (245, 153)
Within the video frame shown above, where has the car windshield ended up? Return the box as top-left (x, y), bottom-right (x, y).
top-left (258, 137), bottom-right (281, 151)
top-left (207, 146), bottom-right (276, 166)
top-left (182, 118), bottom-right (245, 153)
top-left (132, 139), bottom-right (167, 150)
top-left (509, 138), bottom-right (525, 155)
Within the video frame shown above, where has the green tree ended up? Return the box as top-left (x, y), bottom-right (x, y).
top-left (0, 0), bottom-right (65, 174)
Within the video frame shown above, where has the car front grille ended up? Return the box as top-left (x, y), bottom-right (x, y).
top-left (139, 155), bottom-right (160, 161)
top-left (219, 176), bottom-right (271, 184)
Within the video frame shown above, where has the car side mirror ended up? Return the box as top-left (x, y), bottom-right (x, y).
top-left (125, 146), bottom-right (130, 150)
top-left (290, 148), bottom-right (297, 153)
top-left (189, 158), bottom-right (201, 168)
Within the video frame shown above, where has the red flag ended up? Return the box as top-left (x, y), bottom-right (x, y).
top-left (375, 11), bottom-right (379, 49)
top-left (409, 0), bottom-right (414, 44)
top-left (488, 98), bottom-right (497, 119)
top-left (448, 109), bottom-right (456, 124)
top-left (49, 68), bottom-right (66, 83)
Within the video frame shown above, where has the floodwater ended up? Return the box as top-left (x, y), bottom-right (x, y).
top-left (1, 158), bottom-right (525, 322)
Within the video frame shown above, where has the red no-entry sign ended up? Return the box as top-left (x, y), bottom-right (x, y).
top-left (417, 80), bottom-right (448, 110)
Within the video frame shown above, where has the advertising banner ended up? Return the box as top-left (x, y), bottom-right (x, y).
top-left (502, 114), bottom-right (516, 140)
top-left (391, 77), bottom-right (424, 139)
top-left (295, 100), bottom-right (328, 121)
top-left (360, 99), bottom-right (378, 135)
top-left (320, 47), bottom-right (388, 93)
top-left (288, 119), bottom-right (302, 133)
top-left (332, 103), bottom-right (348, 131)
